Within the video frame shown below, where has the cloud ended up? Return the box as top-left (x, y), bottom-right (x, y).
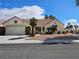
top-left (0, 5), bottom-right (45, 20)
top-left (67, 19), bottom-right (77, 23)
top-left (64, 19), bottom-right (79, 27)
top-left (66, 19), bottom-right (79, 26)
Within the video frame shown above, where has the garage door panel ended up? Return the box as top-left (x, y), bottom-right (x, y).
top-left (6, 26), bottom-right (25, 35)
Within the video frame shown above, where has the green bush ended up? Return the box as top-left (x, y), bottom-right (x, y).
top-left (62, 31), bottom-right (66, 34)
top-left (46, 32), bottom-right (53, 34)
top-left (58, 31), bottom-right (61, 34)
top-left (70, 30), bottom-right (73, 33)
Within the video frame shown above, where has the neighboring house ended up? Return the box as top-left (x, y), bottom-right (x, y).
top-left (65, 23), bottom-right (79, 33)
top-left (0, 16), bottom-right (64, 35)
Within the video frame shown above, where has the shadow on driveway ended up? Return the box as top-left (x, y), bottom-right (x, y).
top-left (8, 37), bottom-right (25, 40)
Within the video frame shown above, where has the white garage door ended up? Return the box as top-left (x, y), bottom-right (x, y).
top-left (6, 26), bottom-right (25, 35)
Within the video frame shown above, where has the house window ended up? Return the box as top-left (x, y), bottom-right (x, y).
top-left (14, 20), bottom-right (18, 23)
top-left (35, 27), bottom-right (41, 34)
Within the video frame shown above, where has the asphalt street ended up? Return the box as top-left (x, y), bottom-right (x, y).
top-left (0, 44), bottom-right (79, 59)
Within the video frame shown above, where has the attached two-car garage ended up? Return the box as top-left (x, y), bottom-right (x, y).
top-left (0, 16), bottom-right (31, 35)
top-left (6, 26), bottom-right (26, 35)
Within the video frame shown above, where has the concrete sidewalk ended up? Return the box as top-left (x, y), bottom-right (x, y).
top-left (0, 40), bottom-right (43, 44)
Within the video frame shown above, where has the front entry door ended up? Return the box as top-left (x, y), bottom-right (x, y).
top-left (25, 27), bottom-right (30, 35)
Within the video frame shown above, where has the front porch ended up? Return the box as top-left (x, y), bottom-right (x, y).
top-left (35, 27), bottom-right (45, 34)
top-left (25, 25), bottom-right (58, 35)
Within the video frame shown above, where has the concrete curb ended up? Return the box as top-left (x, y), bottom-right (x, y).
top-left (0, 40), bottom-right (44, 44)
top-left (0, 40), bottom-right (79, 44)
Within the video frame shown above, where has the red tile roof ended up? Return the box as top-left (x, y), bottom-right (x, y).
top-left (23, 19), bottom-right (64, 27)
top-left (0, 16), bottom-right (64, 27)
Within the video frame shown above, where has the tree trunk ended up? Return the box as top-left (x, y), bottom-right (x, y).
top-left (75, 28), bottom-right (77, 34)
top-left (31, 26), bottom-right (34, 36)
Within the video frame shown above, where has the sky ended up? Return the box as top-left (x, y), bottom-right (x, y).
top-left (0, 0), bottom-right (79, 25)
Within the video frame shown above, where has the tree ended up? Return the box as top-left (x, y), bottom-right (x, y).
top-left (49, 15), bottom-right (56, 19)
top-left (74, 24), bottom-right (78, 33)
top-left (66, 23), bottom-right (73, 33)
top-left (69, 25), bottom-right (73, 29)
top-left (47, 25), bottom-right (57, 34)
top-left (30, 17), bottom-right (37, 36)
top-left (74, 24), bottom-right (78, 29)
top-left (66, 23), bottom-right (73, 29)
top-left (45, 15), bottom-right (49, 19)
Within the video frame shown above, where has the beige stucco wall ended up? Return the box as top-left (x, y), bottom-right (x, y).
top-left (3, 17), bottom-right (30, 27)
top-left (55, 20), bottom-right (64, 31)
top-left (45, 20), bottom-right (64, 32)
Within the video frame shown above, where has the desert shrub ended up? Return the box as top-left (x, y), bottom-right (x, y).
top-left (66, 31), bottom-right (69, 33)
top-left (62, 31), bottom-right (66, 34)
top-left (58, 31), bottom-right (61, 34)
top-left (70, 30), bottom-right (73, 33)
top-left (46, 32), bottom-right (52, 34)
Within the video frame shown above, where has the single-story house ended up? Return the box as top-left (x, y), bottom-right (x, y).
top-left (0, 16), bottom-right (64, 35)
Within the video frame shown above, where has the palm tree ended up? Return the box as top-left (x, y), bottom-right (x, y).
top-left (30, 17), bottom-right (37, 36)
top-left (74, 24), bottom-right (78, 33)
top-left (69, 25), bottom-right (73, 29)
top-left (49, 15), bottom-right (56, 19)
top-left (47, 25), bottom-right (57, 34)
top-left (45, 15), bottom-right (48, 19)
top-left (66, 23), bottom-right (73, 33)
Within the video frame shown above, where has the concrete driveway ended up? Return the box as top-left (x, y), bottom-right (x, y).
top-left (0, 35), bottom-right (43, 44)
